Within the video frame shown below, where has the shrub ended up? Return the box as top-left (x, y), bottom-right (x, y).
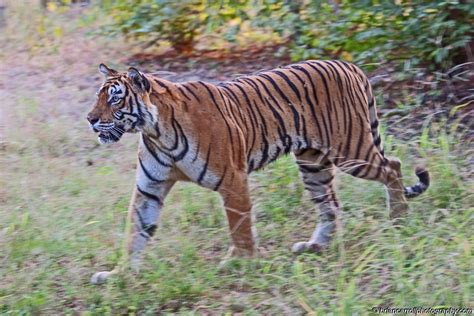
top-left (101, 0), bottom-right (473, 69)
top-left (254, 0), bottom-right (473, 69)
top-left (102, 0), bottom-right (249, 54)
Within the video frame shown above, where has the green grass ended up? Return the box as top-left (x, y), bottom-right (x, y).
top-left (1, 93), bottom-right (472, 314)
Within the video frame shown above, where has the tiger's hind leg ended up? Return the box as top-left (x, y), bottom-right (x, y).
top-left (382, 158), bottom-right (409, 219)
top-left (292, 149), bottom-right (341, 254)
top-left (337, 145), bottom-right (408, 219)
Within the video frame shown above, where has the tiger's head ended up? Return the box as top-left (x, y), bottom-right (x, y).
top-left (87, 64), bottom-right (153, 144)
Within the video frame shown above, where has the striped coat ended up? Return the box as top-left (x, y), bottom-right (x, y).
top-left (87, 60), bottom-right (429, 284)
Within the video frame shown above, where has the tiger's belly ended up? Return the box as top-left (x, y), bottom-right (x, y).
top-left (246, 134), bottom-right (323, 173)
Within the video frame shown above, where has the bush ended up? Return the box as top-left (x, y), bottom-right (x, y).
top-left (254, 0), bottom-right (473, 69)
top-left (101, 0), bottom-right (473, 69)
top-left (102, 0), bottom-right (249, 54)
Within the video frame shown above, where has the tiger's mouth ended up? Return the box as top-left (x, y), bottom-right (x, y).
top-left (97, 128), bottom-right (124, 144)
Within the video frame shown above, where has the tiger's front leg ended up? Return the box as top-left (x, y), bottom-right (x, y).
top-left (90, 179), bottom-right (175, 285)
top-left (218, 171), bottom-right (257, 257)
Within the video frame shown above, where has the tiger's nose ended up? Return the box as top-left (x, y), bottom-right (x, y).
top-left (87, 115), bottom-right (99, 125)
top-left (87, 115), bottom-right (100, 132)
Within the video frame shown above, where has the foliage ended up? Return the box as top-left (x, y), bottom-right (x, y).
top-left (102, 0), bottom-right (473, 69)
top-left (254, 0), bottom-right (473, 69)
top-left (101, 0), bottom-right (250, 53)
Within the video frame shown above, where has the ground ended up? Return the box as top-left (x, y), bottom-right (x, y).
top-left (0, 4), bottom-right (472, 315)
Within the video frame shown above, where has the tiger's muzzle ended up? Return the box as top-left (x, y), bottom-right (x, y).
top-left (87, 118), bottom-right (125, 144)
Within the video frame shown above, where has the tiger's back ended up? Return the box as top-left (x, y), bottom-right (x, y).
top-left (175, 60), bottom-right (382, 178)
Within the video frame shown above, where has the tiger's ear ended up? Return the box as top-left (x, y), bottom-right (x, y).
top-left (128, 67), bottom-right (151, 92)
top-left (98, 63), bottom-right (119, 78)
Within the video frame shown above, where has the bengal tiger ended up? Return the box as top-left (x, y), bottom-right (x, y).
top-left (87, 60), bottom-right (429, 284)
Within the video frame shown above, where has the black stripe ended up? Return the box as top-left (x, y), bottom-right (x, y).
top-left (331, 60), bottom-right (354, 135)
top-left (252, 78), bottom-right (290, 148)
top-left (287, 69), bottom-right (306, 113)
top-left (198, 145), bottom-right (212, 184)
top-left (253, 78), bottom-right (284, 112)
top-left (259, 73), bottom-right (301, 134)
top-left (304, 177), bottom-right (334, 186)
top-left (287, 69), bottom-right (310, 145)
top-left (217, 88), bottom-right (240, 126)
top-left (199, 82), bottom-right (234, 145)
top-left (139, 231), bottom-right (150, 239)
top-left (336, 62), bottom-right (369, 113)
top-left (172, 118), bottom-right (189, 161)
top-left (313, 63), bottom-right (339, 138)
top-left (271, 70), bottom-right (302, 102)
top-left (304, 62), bottom-right (333, 114)
top-left (142, 136), bottom-right (173, 167)
top-left (233, 83), bottom-right (259, 157)
top-left (311, 194), bottom-right (329, 204)
top-left (302, 62), bottom-right (334, 139)
top-left (137, 185), bottom-right (162, 205)
top-left (144, 224), bottom-right (157, 237)
top-left (325, 61), bottom-right (346, 132)
top-left (357, 142), bottom-right (376, 179)
top-left (220, 85), bottom-right (251, 149)
top-left (248, 159), bottom-right (255, 173)
top-left (192, 141), bottom-right (200, 163)
top-left (139, 158), bottom-right (165, 183)
top-left (216, 88), bottom-right (240, 163)
top-left (220, 85), bottom-right (248, 128)
top-left (374, 136), bottom-right (381, 147)
top-left (183, 84), bottom-right (200, 101)
top-left (331, 63), bottom-right (362, 162)
top-left (135, 210), bottom-right (148, 239)
top-left (298, 163), bottom-right (324, 173)
top-left (157, 107), bottom-right (179, 152)
top-left (267, 146), bottom-right (282, 165)
top-left (368, 97), bottom-right (374, 108)
top-left (153, 78), bottom-right (169, 90)
top-left (371, 120), bottom-right (379, 130)
top-left (350, 113), bottom-right (367, 177)
top-left (177, 86), bottom-right (192, 100)
top-left (342, 113), bottom-right (353, 161)
top-left (133, 94), bottom-right (143, 118)
top-left (213, 166), bottom-right (227, 191)
top-left (289, 65), bottom-right (326, 145)
top-left (234, 82), bottom-right (272, 171)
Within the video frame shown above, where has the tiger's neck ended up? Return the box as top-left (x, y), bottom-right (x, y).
top-left (140, 85), bottom-right (186, 153)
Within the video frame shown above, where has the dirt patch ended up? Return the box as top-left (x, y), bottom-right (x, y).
top-left (127, 43), bottom-right (291, 83)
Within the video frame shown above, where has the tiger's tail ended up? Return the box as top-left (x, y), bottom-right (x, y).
top-left (403, 167), bottom-right (430, 198)
top-left (364, 74), bottom-right (430, 198)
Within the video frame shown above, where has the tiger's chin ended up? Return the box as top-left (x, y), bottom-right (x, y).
top-left (98, 130), bottom-right (124, 145)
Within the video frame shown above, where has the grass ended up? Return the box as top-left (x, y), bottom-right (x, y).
top-left (0, 1), bottom-right (473, 314)
top-left (1, 90), bottom-right (472, 314)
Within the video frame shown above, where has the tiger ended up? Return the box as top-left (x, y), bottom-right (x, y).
top-left (87, 60), bottom-right (429, 284)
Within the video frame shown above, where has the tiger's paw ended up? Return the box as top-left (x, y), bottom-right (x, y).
top-left (219, 246), bottom-right (264, 270)
top-left (389, 202), bottom-right (409, 220)
top-left (291, 241), bottom-right (325, 255)
top-left (90, 270), bottom-right (117, 285)
top-left (227, 245), bottom-right (257, 258)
